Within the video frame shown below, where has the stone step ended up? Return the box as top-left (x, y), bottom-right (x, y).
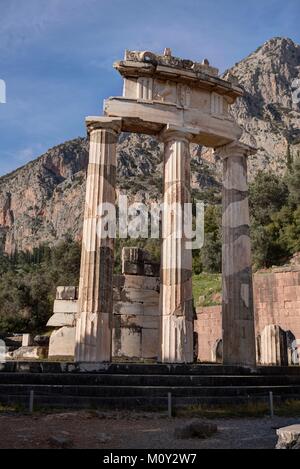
top-left (2, 361), bottom-right (300, 375)
top-left (0, 383), bottom-right (299, 398)
top-left (1, 372), bottom-right (300, 387)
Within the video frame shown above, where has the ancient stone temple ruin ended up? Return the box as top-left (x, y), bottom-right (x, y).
top-left (71, 49), bottom-right (257, 366)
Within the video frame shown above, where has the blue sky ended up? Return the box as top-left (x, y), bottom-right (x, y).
top-left (0, 0), bottom-right (300, 176)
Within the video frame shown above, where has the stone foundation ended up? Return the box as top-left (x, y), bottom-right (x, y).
top-left (48, 255), bottom-right (300, 364)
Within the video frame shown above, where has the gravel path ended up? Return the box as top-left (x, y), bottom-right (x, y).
top-left (0, 410), bottom-right (298, 449)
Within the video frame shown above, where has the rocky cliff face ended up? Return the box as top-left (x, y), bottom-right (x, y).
top-left (224, 37), bottom-right (300, 175)
top-left (0, 37), bottom-right (299, 253)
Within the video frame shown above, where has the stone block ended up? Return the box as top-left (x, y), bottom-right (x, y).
top-left (285, 300), bottom-right (300, 309)
top-left (143, 305), bottom-right (160, 316)
top-left (56, 286), bottom-right (78, 300)
top-left (47, 313), bottom-right (75, 327)
top-left (113, 275), bottom-right (125, 289)
top-left (276, 425), bottom-right (300, 449)
top-left (48, 326), bottom-right (75, 358)
top-left (142, 328), bottom-right (159, 358)
top-left (284, 286), bottom-right (300, 301)
top-left (122, 275), bottom-right (160, 291)
top-left (112, 326), bottom-right (141, 358)
top-left (122, 247), bottom-right (150, 263)
top-left (13, 346), bottom-right (48, 360)
top-left (53, 299), bottom-right (78, 314)
top-left (143, 262), bottom-right (160, 277)
top-left (34, 335), bottom-right (50, 346)
top-left (121, 288), bottom-right (160, 304)
top-left (22, 334), bottom-right (33, 347)
top-left (116, 314), bottom-right (159, 330)
top-left (114, 302), bottom-right (144, 316)
top-left (142, 316), bottom-right (160, 329)
top-left (122, 261), bottom-right (143, 275)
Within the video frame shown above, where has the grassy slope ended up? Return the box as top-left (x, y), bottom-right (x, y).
top-left (192, 273), bottom-right (222, 307)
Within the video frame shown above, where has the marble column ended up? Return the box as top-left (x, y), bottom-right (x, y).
top-left (219, 141), bottom-right (256, 367)
top-left (160, 127), bottom-right (194, 363)
top-left (75, 117), bottom-right (122, 362)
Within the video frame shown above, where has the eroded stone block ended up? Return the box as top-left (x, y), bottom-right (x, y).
top-left (53, 299), bottom-right (78, 314)
top-left (56, 286), bottom-right (78, 300)
top-left (47, 313), bottom-right (75, 327)
top-left (48, 326), bottom-right (75, 358)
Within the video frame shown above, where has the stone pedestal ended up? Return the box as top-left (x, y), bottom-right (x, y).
top-left (219, 142), bottom-right (256, 367)
top-left (75, 117), bottom-right (122, 362)
top-left (160, 128), bottom-right (194, 363)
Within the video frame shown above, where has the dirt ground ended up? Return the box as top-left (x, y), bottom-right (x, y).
top-left (0, 410), bottom-right (298, 449)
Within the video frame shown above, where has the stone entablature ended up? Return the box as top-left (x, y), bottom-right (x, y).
top-left (104, 49), bottom-right (243, 148)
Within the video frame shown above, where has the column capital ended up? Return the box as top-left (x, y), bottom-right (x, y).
top-left (216, 140), bottom-right (257, 160)
top-left (159, 124), bottom-right (195, 144)
top-left (85, 116), bottom-right (122, 136)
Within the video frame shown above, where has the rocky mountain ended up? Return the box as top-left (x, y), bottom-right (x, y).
top-left (1, 37), bottom-right (300, 253)
top-left (224, 36), bottom-right (300, 175)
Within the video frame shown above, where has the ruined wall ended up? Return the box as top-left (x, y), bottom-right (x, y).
top-left (195, 267), bottom-right (300, 363)
top-left (194, 306), bottom-right (222, 363)
top-left (254, 268), bottom-right (300, 340)
top-left (48, 248), bottom-right (160, 360)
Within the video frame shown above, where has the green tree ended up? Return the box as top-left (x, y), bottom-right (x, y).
top-left (200, 205), bottom-right (221, 273)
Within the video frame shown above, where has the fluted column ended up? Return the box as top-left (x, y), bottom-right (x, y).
top-left (75, 117), bottom-right (122, 362)
top-left (219, 141), bottom-right (256, 367)
top-left (160, 127), bottom-right (194, 363)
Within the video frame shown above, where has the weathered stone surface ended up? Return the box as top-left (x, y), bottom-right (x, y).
top-left (22, 334), bottom-right (33, 347)
top-left (218, 141), bottom-right (256, 367)
top-left (56, 286), bottom-right (78, 300)
top-left (160, 128), bottom-right (194, 364)
top-left (113, 327), bottom-right (141, 358)
top-left (260, 324), bottom-right (288, 366)
top-left (48, 326), bottom-right (75, 358)
top-left (212, 338), bottom-right (223, 364)
top-left (175, 420), bottom-right (218, 439)
top-left (276, 425), bottom-right (300, 449)
top-left (121, 248), bottom-right (160, 277)
top-left (75, 119), bottom-right (121, 362)
top-left (33, 335), bottom-right (50, 346)
top-left (47, 313), bottom-right (75, 327)
top-left (12, 346), bottom-right (48, 359)
top-left (53, 300), bottom-right (78, 314)
top-left (122, 49), bottom-right (220, 77)
top-left (141, 328), bottom-right (159, 358)
top-left (119, 275), bottom-right (160, 292)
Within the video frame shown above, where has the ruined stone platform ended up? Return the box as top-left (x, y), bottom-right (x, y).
top-left (0, 362), bottom-right (300, 409)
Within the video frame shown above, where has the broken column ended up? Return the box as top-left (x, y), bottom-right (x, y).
top-left (219, 141), bottom-right (256, 367)
top-left (75, 117), bottom-right (122, 362)
top-left (160, 127), bottom-right (194, 363)
top-left (260, 324), bottom-right (288, 366)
